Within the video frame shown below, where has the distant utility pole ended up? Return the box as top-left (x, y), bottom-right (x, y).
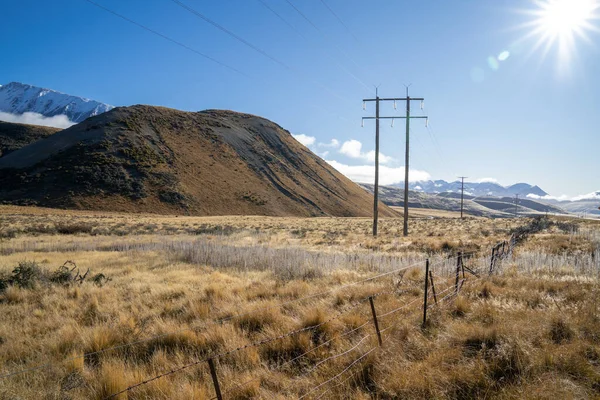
top-left (362, 86), bottom-right (427, 237)
top-left (514, 194), bottom-right (519, 217)
top-left (458, 177), bottom-right (468, 219)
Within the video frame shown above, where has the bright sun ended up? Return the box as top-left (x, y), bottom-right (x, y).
top-left (540, 0), bottom-right (596, 36)
top-left (522, 0), bottom-right (599, 72)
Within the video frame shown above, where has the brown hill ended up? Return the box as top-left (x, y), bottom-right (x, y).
top-left (0, 121), bottom-right (60, 157)
top-left (0, 105), bottom-right (396, 217)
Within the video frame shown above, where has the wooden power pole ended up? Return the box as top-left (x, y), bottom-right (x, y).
top-left (458, 176), bottom-right (468, 219)
top-left (362, 87), bottom-right (428, 237)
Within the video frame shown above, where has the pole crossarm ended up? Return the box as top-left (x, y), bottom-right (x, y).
top-left (363, 97), bottom-right (424, 102)
top-left (362, 116), bottom-right (427, 120)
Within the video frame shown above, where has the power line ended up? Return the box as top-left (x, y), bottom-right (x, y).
top-left (169, 0), bottom-right (352, 105)
top-left (318, 0), bottom-right (360, 42)
top-left (170, 0), bottom-right (290, 71)
top-left (83, 0), bottom-right (249, 77)
top-left (283, 0), bottom-right (373, 93)
top-left (255, 0), bottom-right (372, 93)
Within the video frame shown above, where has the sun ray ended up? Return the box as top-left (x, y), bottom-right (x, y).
top-left (514, 0), bottom-right (600, 74)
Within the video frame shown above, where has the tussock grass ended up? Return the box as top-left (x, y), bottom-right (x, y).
top-left (1, 209), bottom-right (599, 398)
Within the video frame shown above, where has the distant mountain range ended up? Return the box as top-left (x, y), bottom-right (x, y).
top-left (0, 82), bottom-right (114, 123)
top-left (393, 180), bottom-right (549, 198)
top-left (360, 184), bottom-right (566, 218)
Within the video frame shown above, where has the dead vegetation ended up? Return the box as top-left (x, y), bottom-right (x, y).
top-left (0, 207), bottom-right (599, 399)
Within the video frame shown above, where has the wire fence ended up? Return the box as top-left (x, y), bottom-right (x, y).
top-left (2, 222), bottom-right (592, 399)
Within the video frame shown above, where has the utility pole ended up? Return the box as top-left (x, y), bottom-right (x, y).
top-left (362, 87), bottom-right (427, 237)
top-left (373, 88), bottom-right (380, 236)
top-left (514, 194), bottom-right (519, 217)
top-left (458, 176), bottom-right (468, 219)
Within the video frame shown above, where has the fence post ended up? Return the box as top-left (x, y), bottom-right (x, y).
top-left (422, 259), bottom-right (430, 328)
top-left (369, 297), bottom-right (383, 346)
top-left (208, 358), bottom-right (223, 400)
top-left (455, 252), bottom-right (462, 295)
top-left (489, 247), bottom-right (496, 275)
top-left (428, 270), bottom-right (437, 305)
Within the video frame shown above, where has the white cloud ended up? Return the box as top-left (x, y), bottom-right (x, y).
top-left (292, 133), bottom-right (316, 147)
top-left (527, 194), bottom-right (570, 201)
top-left (527, 192), bottom-right (600, 202)
top-left (318, 139), bottom-right (340, 148)
top-left (339, 139), bottom-right (394, 164)
top-left (476, 177), bottom-right (499, 183)
top-left (0, 111), bottom-right (75, 129)
top-left (572, 191), bottom-right (600, 201)
top-left (326, 160), bottom-right (431, 185)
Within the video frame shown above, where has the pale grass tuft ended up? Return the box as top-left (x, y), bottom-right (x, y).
top-left (95, 361), bottom-right (130, 400)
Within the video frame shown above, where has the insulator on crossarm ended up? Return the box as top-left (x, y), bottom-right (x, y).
top-left (393, 100), bottom-right (397, 110)
top-left (361, 119), bottom-right (364, 128)
top-left (421, 100), bottom-right (424, 110)
top-left (391, 118), bottom-right (394, 128)
top-left (425, 118), bottom-right (429, 128)
top-left (363, 101), bottom-right (366, 110)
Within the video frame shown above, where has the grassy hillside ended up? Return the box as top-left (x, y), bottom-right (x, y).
top-left (0, 106), bottom-right (395, 217)
top-left (0, 121), bottom-right (60, 157)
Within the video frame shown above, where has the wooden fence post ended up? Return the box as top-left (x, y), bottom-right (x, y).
top-left (428, 270), bottom-right (437, 305)
top-left (208, 358), bottom-right (223, 400)
top-left (455, 252), bottom-right (462, 295)
top-left (369, 297), bottom-right (383, 346)
top-left (422, 259), bottom-right (430, 328)
top-left (489, 247), bottom-right (496, 275)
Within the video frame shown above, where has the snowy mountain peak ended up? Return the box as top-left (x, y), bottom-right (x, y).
top-left (396, 179), bottom-right (549, 198)
top-left (0, 82), bottom-right (114, 123)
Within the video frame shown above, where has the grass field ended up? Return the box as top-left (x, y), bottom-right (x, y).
top-left (1, 206), bottom-right (599, 399)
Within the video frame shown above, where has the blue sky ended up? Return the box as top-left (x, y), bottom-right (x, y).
top-left (1, 0), bottom-right (599, 197)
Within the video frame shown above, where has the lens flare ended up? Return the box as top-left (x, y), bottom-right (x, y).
top-left (518, 0), bottom-right (600, 73)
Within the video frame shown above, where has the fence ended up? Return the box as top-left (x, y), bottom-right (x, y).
top-left (0, 222), bottom-right (592, 399)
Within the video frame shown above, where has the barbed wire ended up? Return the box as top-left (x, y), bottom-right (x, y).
top-left (298, 346), bottom-right (377, 399)
top-left (214, 319), bottom-right (372, 399)
top-left (104, 289), bottom-right (384, 399)
top-left (0, 261), bottom-right (421, 380)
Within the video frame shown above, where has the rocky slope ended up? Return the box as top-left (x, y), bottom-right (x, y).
top-left (0, 105), bottom-right (395, 217)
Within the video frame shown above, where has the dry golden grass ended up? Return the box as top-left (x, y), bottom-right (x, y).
top-left (0, 206), bottom-right (599, 399)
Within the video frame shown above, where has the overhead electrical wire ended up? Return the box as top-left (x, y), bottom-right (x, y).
top-left (255, 0), bottom-right (372, 93)
top-left (83, 0), bottom-right (249, 77)
top-left (318, 0), bottom-right (360, 43)
top-left (282, 0), bottom-right (374, 93)
top-left (168, 0), bottom-right (353, 105)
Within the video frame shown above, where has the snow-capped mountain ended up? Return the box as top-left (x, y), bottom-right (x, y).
top-left (0, 82), bottom-right (114, 123)
top-left (394, 180), bottom-right (549, 198)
